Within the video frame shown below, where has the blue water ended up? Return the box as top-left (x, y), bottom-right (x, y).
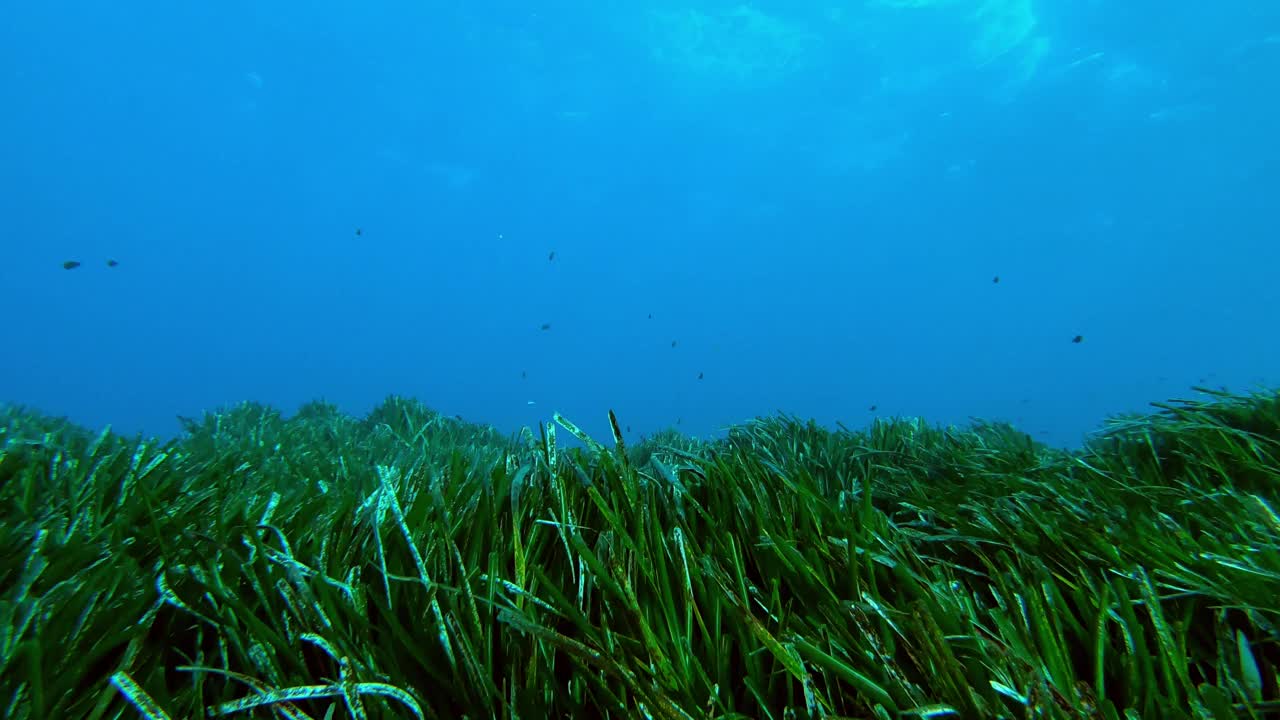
top-left (2, 1), bottom-right (1277, 449)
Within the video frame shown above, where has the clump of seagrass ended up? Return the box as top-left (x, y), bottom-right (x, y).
top-left (1, 388), bottom-right (1277, 719)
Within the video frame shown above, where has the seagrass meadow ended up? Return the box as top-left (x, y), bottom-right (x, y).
top-left (1, 388), bottom-right (1279, 720)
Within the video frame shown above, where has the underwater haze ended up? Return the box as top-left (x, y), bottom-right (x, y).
top-left (1, 0), bottom-right (1277, 448)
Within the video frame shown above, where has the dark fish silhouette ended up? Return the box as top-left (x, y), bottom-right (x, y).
top-left (992, 275), bottom-right (999, 284)
top-left (106, 259), bottom-right (119, 267)
top-left (1071, 335), bottom-right (1084, 344)
top-left (697, 372), bottom-right (704, 380)
top-left (548, 251), bottom-right (556, 261)
top-left (540, 323), bottom-right (551, 331)
top-left (670, 340), bottom-right (677, 348)
top-left (62, 261), bottom-right (81, 270)
top-left (355, 228), bottom-right (363, 236)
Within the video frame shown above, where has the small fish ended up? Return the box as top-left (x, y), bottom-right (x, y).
top-left (648, 313), bottom-right (653, 319)
top-left (540, 323), bottom-right (552, 331)
top-left (868, 405), bottom-right (877, 412)
top-left (62, 260), bottom-right (81, 270)
top-left (527, 400), bottom-right (536, 405)
top-left (521, 370), bottom-right (527, 379)
top-left (355, 228), bottom-right (363, 236)
top-left (548, 251), bottom-right (556, 261)
top-left (697, 372), bottom-right (704, 380)
top-left (670, 340), bottom-right (677, 348)
top-left (1071, 335), bottom-right (1084, 344)
top-left (992, 275), bottom-right (999, 284)
top-left (106, 259), bottom-right (119, 267)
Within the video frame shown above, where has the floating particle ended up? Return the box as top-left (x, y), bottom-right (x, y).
top-left (106, 259), bottom-right (119, 267)
top-left (1071, 335), bottom-right (1084, 344)
top-left (62, 261), bottom-right (81, 270)
top-left (540, 323), bottom-right (552, 331)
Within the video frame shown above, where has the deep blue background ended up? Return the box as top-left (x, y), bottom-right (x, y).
top-left (2, 1), bottom-right (1277, 447)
